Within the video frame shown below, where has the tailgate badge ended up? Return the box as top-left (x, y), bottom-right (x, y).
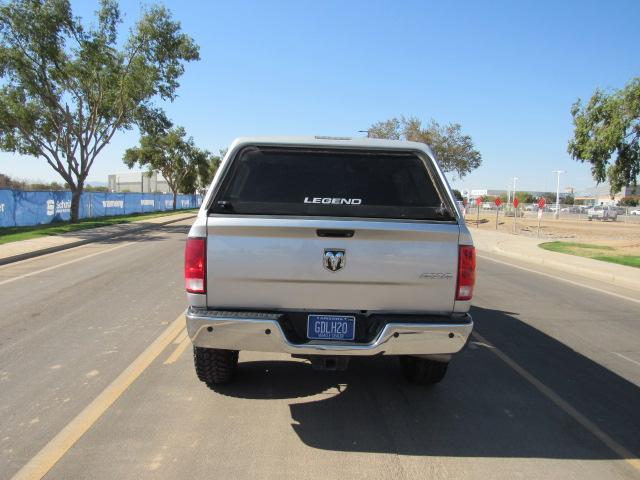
top-left (420, 272), bottom-right (453, 279)
top-left (323, 249), bottom-right (346, 272)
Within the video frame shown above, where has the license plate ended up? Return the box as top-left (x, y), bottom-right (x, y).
top-left (307, 315), bottom-right (355, 341)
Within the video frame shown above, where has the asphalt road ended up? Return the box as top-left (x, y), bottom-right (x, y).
top-left (1, 218), bottom-right (639, 479)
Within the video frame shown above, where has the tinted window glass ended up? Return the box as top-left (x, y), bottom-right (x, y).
top-left (211, 146), bottom-right (451, 220)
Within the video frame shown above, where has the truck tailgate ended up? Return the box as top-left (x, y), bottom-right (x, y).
top-left (206, 216), bottom-right (459, 313)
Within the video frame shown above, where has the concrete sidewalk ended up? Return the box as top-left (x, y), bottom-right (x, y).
top-left (471, 228), bottom-right (640, 292)
top-left (0, 211), bottom-right (196, 265)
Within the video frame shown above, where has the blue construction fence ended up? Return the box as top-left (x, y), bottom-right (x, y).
top-left (0, 189), bottom-right (203, 228)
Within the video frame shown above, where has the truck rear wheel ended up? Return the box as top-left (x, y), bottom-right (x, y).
top-left (399, 356), bottom-right (448, 385)
top-left (193, 347), bottom-right (239, 386)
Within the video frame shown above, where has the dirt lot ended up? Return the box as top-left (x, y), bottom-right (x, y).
top-left (465, 211), bottom-right (640, 255)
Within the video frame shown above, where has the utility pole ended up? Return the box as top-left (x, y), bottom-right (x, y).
top-left (552, 170), bottom-right (565, 219)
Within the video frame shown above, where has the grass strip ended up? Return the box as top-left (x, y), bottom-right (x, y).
top-left (592, 255), bottom-right (640, 268)
top-left (0, 209), bottom-right (197, 245)
top-left (539, 241), bottom-right (614, 252)
top-left (539, 241), bottom-right (639, 269)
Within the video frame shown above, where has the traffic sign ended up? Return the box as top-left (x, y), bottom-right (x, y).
top-left (474, 197), bottom-right (482, 228)
top-left (513, 198), bottom-right (519, 208)
top-left (538, 197), bottom-right (546, 209)
top-left (494, 197), bottom-right (502, 230)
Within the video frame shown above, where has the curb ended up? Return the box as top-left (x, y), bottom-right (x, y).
top-left (479, 241), bottom-right (640, 292)
top-left (0, 213), bottom-right (196, 267)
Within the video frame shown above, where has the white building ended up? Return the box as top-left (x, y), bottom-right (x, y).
top-left (108, 171), bottom-right (171, 194)
top-left (575, 183), bottom-right (640, 205)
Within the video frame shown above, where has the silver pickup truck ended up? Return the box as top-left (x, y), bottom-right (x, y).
top-left (185, 137), bottom-right (475, 388)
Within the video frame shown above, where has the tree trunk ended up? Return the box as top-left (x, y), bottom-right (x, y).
top-left (172, 191), bottom-right (177, 210)
top-left (70, 185), bottom-right (83, 223)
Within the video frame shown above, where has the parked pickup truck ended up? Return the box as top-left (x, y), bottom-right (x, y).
top-left (184, 137), bottom-right (475, 388)
top-left (587, 205), bottom-right (618, 221)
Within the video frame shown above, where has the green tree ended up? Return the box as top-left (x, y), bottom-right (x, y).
top-left (367, 118), bottom-right (402, 140)
top-left (30, 181), bottom-right (65, 190)
top-left (515, 193), bottom-right (536, 203)
top-left (568, 78), bottom-right (640, 195)
top-left (452, 188), bottom-right (463, 201)
top-left (195, 150), bottom-right (223, 191)
top-left (187, 148), bottom-right (226, 193)
top-left (123, 126), bottom-right (211, 209)
top-left (515, 192), bottom-right (533, 203)
top-left (563, 194), bottom-right (575, 205)
top-left (178, 149), bottom-right (223, 195)
top-left (368, 116), bottom-right (482, 178)
top-left (0, 173), bottom-right (25, 189)
top-left (0, 0), bottom-right (199, 221)
top-left (619, 196), bottom-right (638, 207)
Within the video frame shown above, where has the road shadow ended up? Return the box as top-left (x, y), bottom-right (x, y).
top-left (216, 306), bottom-right (640, 460)
top-left (211, 360), bottom-right (341, 400)
top-left (85, 222), bottom-right (191, 245)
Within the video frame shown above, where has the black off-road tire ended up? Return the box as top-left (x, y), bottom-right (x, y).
top-left (194, 347), bottom-right (239, 387)
top-left (399, 356), bottom-right (448, 385)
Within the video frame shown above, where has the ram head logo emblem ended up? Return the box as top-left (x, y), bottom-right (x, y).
top-left (323, 249), bottom-right (346, 272)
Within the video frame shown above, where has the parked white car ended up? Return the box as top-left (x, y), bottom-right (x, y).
top-left (561, 206), bottom-right (581, 213)
top-left (630, 208), bottom-right (640, 216)
top-left (587, 205), bottom-right (618, 221)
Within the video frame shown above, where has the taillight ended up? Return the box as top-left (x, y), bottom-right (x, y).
top-left (185, 237), bottom-right (206, 293)
top-left (456, 245), bottom-right (476, 301)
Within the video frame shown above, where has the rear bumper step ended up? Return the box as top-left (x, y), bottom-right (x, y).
top-left (186, 308), bottom-right (473, 356)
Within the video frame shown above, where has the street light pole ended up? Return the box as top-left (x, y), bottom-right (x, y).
top-left (511, 176), bottom-right (519, 203)
top-left (552, 170), bottom-right (565, 219)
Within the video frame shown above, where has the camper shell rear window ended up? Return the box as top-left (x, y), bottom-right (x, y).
top-left (210, 146), bottom-right (454, 220)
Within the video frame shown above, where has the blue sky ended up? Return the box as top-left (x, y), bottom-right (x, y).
top-left (1, 0), bottom-right (639, 193)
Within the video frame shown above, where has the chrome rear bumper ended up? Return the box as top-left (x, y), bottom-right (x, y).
top-left (186, 308), bottom-right (473, 356)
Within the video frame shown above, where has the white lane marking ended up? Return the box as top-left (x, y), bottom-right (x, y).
top-left (613, 352), bottom-right (640, 368)
top-left (10, 313), bottom-right (186, 480)
top-left (0, 238), bottom-right (134, 273)
top-left (0, 248), bottom-right (76, 272)
top-left (0, 243), bottom-right (104, 272)
top-left (0, 214), bottom-right (194, 272)
top-left (472, 331), bottom-right (640, 472)
top-left (0, 242), bottom-right (132, 287)
top-left (478, 254), bottom-right (640, 306)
